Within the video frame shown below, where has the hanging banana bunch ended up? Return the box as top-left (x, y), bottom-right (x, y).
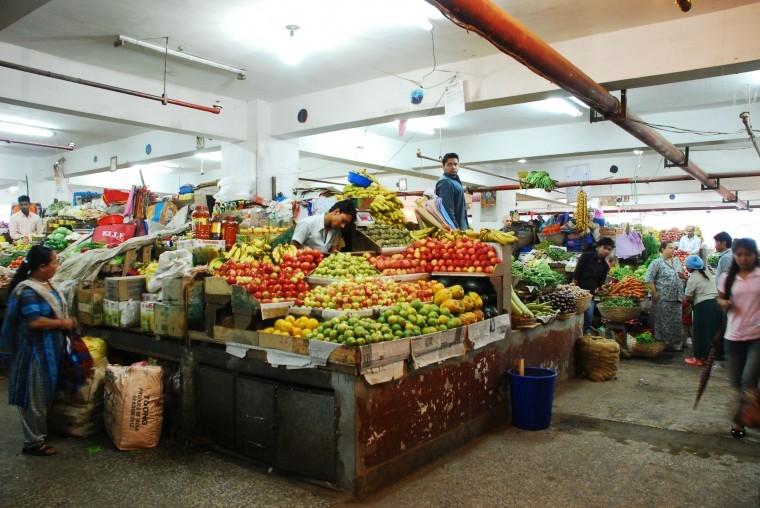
top-left (576, 189), bottom-right (588, 233)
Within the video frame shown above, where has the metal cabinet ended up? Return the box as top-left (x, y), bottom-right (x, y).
top-left (276, 387), bottom-right (336, 481)
top-left (196, 365), bottom-right (235, 448)
top-left (236, 377), bottom-right (276, 464)
top-left (195, 364), bottom-right (337, 482)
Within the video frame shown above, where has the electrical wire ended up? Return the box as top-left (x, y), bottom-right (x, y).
top-left (377, 90), bottom-right (447, 171)
top-left (631, 119), bottom-right (760, 136)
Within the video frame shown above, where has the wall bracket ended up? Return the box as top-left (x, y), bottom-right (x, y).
top-left (590, 89), bottom-right (627, 123)
top-left (664, 146), bottom-right (689, 168)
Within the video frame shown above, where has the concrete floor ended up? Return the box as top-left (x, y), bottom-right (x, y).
top-left (0, 356), bottom-right (758, 508)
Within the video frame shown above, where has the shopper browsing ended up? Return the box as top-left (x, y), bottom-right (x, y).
top-left (291, 200), bottom-right (357, 254)
top-left (435, 153), bottom-right (469, 230)
top-left (713, 231), bottom-right (733, 288)
top-left (716, 238), bottom-right (760, 440)
top-left (645, 241), bottom-right (686, 351)
top-left (683, 255), bottom-right (721, 367)
top-left (678, 226), bottom-right (702, 255)
top-left (573, 238), bottom-right (615, 334)
top-left (9, 195), bottom-right (43, 242)
top-left (0, 246), bottom-right (76, 456)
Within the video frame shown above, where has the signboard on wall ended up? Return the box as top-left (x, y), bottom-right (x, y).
top-left (480, 191), bottom-right (497, 221)
top-left (564, 164), bottom-right (590, 204)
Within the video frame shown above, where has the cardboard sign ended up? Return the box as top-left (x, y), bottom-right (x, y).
top-left (93, 224), bottom-right (136, 246)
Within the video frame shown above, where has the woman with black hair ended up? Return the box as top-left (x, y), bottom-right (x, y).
top-left (645, 241), bottom-right (686, 351)
top-left (717, 238), bottom-right (760, 439)
top-left (683, 255), bottom-right (720, 366)
top-left (0, 246), bottom-right (76, 456)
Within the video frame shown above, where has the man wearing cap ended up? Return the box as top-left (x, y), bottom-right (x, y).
top-left (9, 195), bottom-right (43, 242)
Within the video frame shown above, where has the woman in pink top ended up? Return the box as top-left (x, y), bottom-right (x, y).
top-left (717, 238), bottom-right (760, 439)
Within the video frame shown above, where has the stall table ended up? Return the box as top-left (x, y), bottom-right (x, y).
top-left (89, 313), bottom-right (582, 495)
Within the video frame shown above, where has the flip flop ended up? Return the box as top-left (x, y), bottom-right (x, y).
top-left (22, 443), bottom-right (58, 456)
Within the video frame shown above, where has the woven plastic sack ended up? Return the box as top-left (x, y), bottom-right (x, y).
top-left (104, 364), bottom-right (163, 450)
top-left (578, 335), bottom-right (620, 382)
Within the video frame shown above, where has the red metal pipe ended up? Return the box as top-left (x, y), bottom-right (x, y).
top-left (0, 138), bottom-right (75, 151)
top-left (424, 0), bottom-right (747, 208)
top-left (0, 60), bottom-right (221, 114)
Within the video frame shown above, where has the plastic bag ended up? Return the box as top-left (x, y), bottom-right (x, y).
top-left (214, 176), bottom-right (252, 202)
top-left (146, 250), bottom-right (193, 293)
top-left (104, 363), bottom-right (163, 450)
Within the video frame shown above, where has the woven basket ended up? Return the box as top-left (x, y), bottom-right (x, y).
top-left (598, 305), bottom-right (642, 322)
top-left (538, 232), bottom-right (565, 246)
top-left (575, 294), bottom-right (593, 315)
top-left (631, 341), bottom-right (666, 358)
top-left (512, 315), bottom-right (536, 328)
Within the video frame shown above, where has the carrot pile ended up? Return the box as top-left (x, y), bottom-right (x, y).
top-left (605, 276), bottom-right (648, 299)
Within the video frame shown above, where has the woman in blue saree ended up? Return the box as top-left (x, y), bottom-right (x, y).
top-left (0, 246), bottom-right (76, 456)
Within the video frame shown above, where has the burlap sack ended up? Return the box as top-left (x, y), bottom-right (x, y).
top-left (578, 335), bottom-right (620, 382)
top-left (104, 364), bottom-right (163, 450)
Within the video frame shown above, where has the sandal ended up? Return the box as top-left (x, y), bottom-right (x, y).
top-left (684, 357), bottom-right (704, 366)
top-left (730, 426), bottom-right (746, 440)
top-left (22, 443), bottom-right (58, 456)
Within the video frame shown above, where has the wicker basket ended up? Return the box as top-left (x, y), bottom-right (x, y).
top-left (631, 341), bottom-right (666, 358)
top-left (598, 305), bottom-right (642, 322)
top-left (575, 294), bottom-right (593, 315)
top-left (512, 315), bottom-right (536, 328)
top-left (538, 232), bottom-right (565, 246)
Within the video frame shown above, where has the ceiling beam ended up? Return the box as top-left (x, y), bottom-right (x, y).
top-left (426, 0), bottom-right (750, 210)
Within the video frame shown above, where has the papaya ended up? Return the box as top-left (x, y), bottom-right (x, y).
top-left (459, 312), bottom-right (477, 325)
top-left (431, 282), bottom-right (446, 294)
top-left (462, 295), bottom-right (474, 312)
top-left (468, 292), bottom-right (483, 310)
top-left (434, 288), bottom-right (452, 306)
top-left (449, 284), bottom-right (465, 300)
top-left (441, 298), bottom-right (463, 315)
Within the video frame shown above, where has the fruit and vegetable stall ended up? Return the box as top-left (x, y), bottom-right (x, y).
top-left (36, 177), bottom-right (586, 495)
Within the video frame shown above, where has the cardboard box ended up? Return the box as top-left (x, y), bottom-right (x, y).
top-left (104, 300), bottom-right (121, 328)
top-left (103, 300), bottom-right (140, 329)
top-left (140, 301), bottom-right (156, 333)
top-left (410, 327), bottom-right (466, 368)
top-left (77, 282), bottom-right (104, 326)
top-left (105, 276), bottom-right (146, 302)
top-left (154, 304), bottom-right (187, 338)
top-left (467, 314), bottom-right (510, 350)
top-left (162, 277), bottom-right (191, 306)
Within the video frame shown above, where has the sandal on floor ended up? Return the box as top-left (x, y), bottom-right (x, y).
top-left (684, 357), bottom-right (706, 366)
top-left (22, 443), bottom-right (58, 456)
top-left (730, 427), bottom-right (746, 440)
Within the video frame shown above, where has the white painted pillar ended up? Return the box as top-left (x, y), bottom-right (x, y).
top-left (249, 100), bottom-right (300, 200)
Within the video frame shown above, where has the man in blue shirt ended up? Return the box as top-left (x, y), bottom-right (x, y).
top-left (713, 231), bottom-right (733, 288)
top-left (435, 153), bottom-right (469, 230)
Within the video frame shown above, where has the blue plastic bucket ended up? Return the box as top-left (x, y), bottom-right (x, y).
top-left (348, 171), bottom-right (372, 188)
top-left (507, 367), bottom-right (558, 430)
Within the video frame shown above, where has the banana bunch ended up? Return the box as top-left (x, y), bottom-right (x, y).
top-left (511, 290), bottom-right (534, 318)
top-left (433, 229), bottom-right (467, 241)
top-left (410, 226), bottom-right (437, 240)
top-left (478, 229), bottom-right (518, 245)
top-left (272, 244), bottom-right (298, 264)
top-left (521, 171), bottom-right (556, 192)
top-left (369, 195), bottom-right (406, 226)
top-left (576, 189), bottom-right (588, 233)
top-left (578, 335), bottom-right (620, 382)
top-left (225, 239), bottom-right (271, 263)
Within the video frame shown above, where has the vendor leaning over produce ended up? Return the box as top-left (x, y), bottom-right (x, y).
top-left (646, 241), bottom-right (687, 352)
top-left (436, 153), bottom-right (469, 230)
top-left (291, 199), bottom-right (357, 254)
top-left (678, 225), bottom-right (702, 255)
top-left (9, 195), bottom-right (43, 242)
top-left (573, 237), bottom-right (615, 334)
top-left (713, 231), bottom-right (733, 289)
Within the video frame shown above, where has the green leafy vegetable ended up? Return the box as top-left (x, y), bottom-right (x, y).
top-left (635, 331), bottom-right (655, 344)
top-left (599, 296), bottom-right (638, 308)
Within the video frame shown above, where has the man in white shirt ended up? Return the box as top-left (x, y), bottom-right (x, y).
top-left (677, 225), bottom-right (702, 255)
top-left (291, 200), bottom-right (357, 254)
top-left (9, 195), bottom-right (43, 241)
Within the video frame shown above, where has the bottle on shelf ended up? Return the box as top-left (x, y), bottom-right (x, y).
top-left (223, 216), bottom-right (239, 250)
top-left (211, 202), bottom-right (223, 240)
top-left (192, 205), bottom-right (211, 240)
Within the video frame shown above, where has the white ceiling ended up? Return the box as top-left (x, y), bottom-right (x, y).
top-left (0, 102), bottom-right (149, 156)
top-left (1, 0), bottom-right (755, 101)
top-left (369, 71), bottom-right (760, 141)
